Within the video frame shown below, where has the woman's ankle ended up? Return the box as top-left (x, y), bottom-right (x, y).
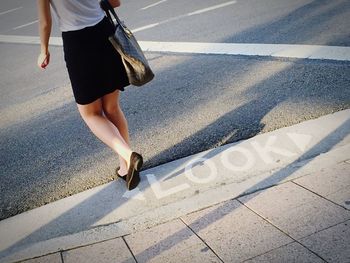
top-left (118, 160), bottom-right (128, 174)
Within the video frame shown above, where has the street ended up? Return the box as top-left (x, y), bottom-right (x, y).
top-left (0, 0), bottom-right (349, 223)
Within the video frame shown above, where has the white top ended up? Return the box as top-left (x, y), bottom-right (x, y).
top-left (50, 0), bottom-right (105, 32)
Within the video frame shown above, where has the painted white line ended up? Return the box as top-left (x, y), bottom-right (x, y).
top-left (132, 1), bottom-right (237, 33)
top-left (0, 35), bottom-right (349, 61)
top-left (12, 20), bottom-right (38, 30)
top-left (0, 35), bottom-right (62, 46)
top-left (0, 6), bottom-right (22, 16)
top-left (139, 41), bottom-right (350, 61)
top-left (141, 0), bottom-right (168, 10)
top-left (187, 1), bottom-right (236, 16)
top-left (0, 35), bottom-right (41, 45)
top-left (133, 23), bottom-right (160, 33)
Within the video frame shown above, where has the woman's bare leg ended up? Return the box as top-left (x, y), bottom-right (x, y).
top-left (77, 98), bottom-right (132, 168)
top-left (102, 90), bottom-right (130, 175)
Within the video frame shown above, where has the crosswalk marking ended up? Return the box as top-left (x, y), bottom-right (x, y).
top-left (140, 0), bottom-right (168, 10)
top-left (187, 1), bottom-right (236, 16)
top-left (0, 34), bottom-right (349, 61)
top-left (12, 20), bottom-right (38, 30)
top-left (0, 6), bottom-right (22, 16)
top-left (133, 1), bottom-right (237, 33)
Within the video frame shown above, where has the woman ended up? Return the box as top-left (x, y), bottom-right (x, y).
top-left (37, 0), bottom-right (143, 190)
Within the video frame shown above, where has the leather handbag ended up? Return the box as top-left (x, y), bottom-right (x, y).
top-left (100, 0), bottom-right (154, 86)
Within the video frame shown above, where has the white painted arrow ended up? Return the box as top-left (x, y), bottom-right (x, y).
top-left (122, 187), bottom-right (146, 201)
top-left (287, 133), bottom-right (313, 152)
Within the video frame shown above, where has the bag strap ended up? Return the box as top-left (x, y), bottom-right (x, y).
top-left (100, 0), bottom-right (123, 27)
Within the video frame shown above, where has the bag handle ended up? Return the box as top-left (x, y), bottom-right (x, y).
top-left (100, 0), bottom-right (123, 27)
top-left (100, 0), bottom-right (133, 37)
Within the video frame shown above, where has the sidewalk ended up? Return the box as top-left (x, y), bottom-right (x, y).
top-left (1, 110), bottom-right (349, 263)
top-left (39, 162), bottom-right (350, 263)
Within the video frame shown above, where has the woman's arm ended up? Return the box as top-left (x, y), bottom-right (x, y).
top-left (37, 0), bottom-right (51, 69)
top-left (109, 0), bottom-right (121, 8)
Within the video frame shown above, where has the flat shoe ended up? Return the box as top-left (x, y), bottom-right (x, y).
top-left (126, 152), bottom-right (143, 190)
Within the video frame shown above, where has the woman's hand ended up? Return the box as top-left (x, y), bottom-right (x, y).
top-left (37, 51), bottom-right (50, 69)
top-left (109, 0), bottom-right (121, 8)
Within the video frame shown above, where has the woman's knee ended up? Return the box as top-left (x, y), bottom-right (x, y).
top-left (77, 100), bottom-right (103, 120)
top-left (103, 103), bottom-right (121, 118)
top-left (102, 90), bottom-right (122, 117)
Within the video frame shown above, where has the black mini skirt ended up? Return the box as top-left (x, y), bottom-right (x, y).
top-left (62, 16), bottom-right (129, 105)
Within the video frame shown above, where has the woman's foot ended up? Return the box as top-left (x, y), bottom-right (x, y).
top-left (126, 152), bottom-right (143, 190)
top-left (116, 166), bottom-right (127, 181)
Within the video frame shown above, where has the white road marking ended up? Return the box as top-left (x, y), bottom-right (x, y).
top-left (132, 23), bottom-right (160, 33)
top-left (0, 6), bottom-right (22, 16)
top-left (139, 41), bottom-right (350, 61)
top-left (122, 187), bottom-right (145, 200)
top-left (0, 34), bottom-right (349, 61)
top-left (287, 133), bottom-right (313, 152)
top-left (187, 1), bottom-right (236, 16)
top-left (0, 35), bottom-right (62, 46)
top-left (12, 20), bottom-right (38, 30)
top-left (141, 0), bottom-right (168, 10)
top-left (132, 1), bottom-right (237, 33)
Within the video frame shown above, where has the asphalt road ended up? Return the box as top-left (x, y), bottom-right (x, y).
top-left (0, 0), bottom-right (349, 220)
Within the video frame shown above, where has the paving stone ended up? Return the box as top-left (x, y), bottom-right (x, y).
top-left (244, 242), bottom-right (324, 263)
top-left (294, 162), bottom-right (350, 209)
top-left (181, 199), bottom-right (292, 263)
top-left (124, 219), bottom-right (221, 263)
top-left (238, 182), bottom-right (350, 239)
top-left (21, 253), bottom-right (62, 263)
top-left (62, 238), bottom-right (135, 263)
top-left (300, 220), bottom-right (350, 263)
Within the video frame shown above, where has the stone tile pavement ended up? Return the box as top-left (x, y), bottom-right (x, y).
top-left (21, 159), bottom-right (350, 263)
